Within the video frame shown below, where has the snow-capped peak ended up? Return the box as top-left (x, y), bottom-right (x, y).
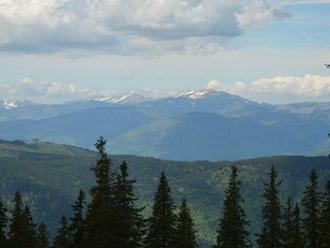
top-left (175, 88), bottom-right (226, 100)
top-left (97, 92), bottom-right (150, 104)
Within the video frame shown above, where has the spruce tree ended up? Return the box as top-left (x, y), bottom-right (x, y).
top-left (84, 137), bottom-right (116, 248)
top-left (257, 166), bottom-right (282, 248)
top-left (173, 199), bottom-right (197, 248)
top-left (21, 206), bottom-right (37, 247)
top-left (291, 204), bottom-right (304, 248)
top-left (0, 196), bottom-right (7, 248)
top-left (36, 222), bottom-right (49, 248)
top-left (282, 197), bottom-right (303, 248)
top-left (320, 181), bottom-right (330, 248)
top-left (145, 171), bottom-right (177, 248)
top-left (215, 166), bottom-right (250, 248)
top-left (70, 190), bottom-right (86, 248)
top-left (113, 161), bottom-right (145, 248)
top-left (301, 169), bottom-right (322, 248)
top-left (53, 215), bottom-right (71, 248)
top-left (8, 191), bottom-right (36, 248)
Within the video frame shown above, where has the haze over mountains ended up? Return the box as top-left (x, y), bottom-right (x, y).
top-left (0, 89), bottom-right (329, 161)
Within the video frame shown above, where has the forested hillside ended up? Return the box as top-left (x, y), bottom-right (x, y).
top-left (0, 139), bottom-right (329, 245)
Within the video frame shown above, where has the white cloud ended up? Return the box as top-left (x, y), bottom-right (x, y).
top-left (207, 74), bottom-right (330, 103)
top-left (0, 78), bottom-right (104, 103)
top-left (0, 0), bottom-right (286, 55)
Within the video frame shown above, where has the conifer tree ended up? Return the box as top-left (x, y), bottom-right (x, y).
top-left (84, 137), bottom-right (116, 248)
top-left (70, 190), bottom-right (86, 248)
top-left (36, 222), bottom-right (49, 248)
top-left (53, 215), bottom-right (71, 248)
top-left (173, 199), bottom-right (197, 248)
top-left (21, 206), bottom-right (37, 247)
top-left (320, 181), bottom-right (330, 248)
top-left (257, 166), bottom-right (282, 248)
top-left (8, 191), bottom-right (36, 248)
top-left (301, 169), bottom-right (322, 248)
top-left (0, 197), bottom-right (7, 248)
top-left (113, 161), bottom-right (145, 248)
top-left (215, 166), bottom-right (250, 248)
top-left (145, 171), bottom-right (177, 248)
top-left (291, 204), bottom-right (304, 248)
top-left (282, 197), bottom-right (303, 248)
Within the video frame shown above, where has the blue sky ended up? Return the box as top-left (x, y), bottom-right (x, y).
top-left (0, 0), bottom-right (330, 103)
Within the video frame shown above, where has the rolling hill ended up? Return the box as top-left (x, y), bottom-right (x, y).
top-left (0, 139), bottom-right (329, 244)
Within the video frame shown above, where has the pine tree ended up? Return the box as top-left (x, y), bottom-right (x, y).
top-left (145, 171), bottom-right (177, 248)
top-left (302, 169), bottom-right (322, 248)
top-left (53, 215), bottom-right (71, 248)
top-left (0, 197), bottom-right (7, 248)
top-left (215, 166), bottom-right (250, 248)
top-left (8, 191), bottom-right (36, 248)
top-left (21, 206), bottom-right (37, 247)
top-left (173, 199), bottom-right (197, 248)
top-left (36, 222), bottom-right (49, 248)
top-left (113, 161), bottom-right (145, 248)
top-left (70, 190), bottom-right (86, 248)
top-left (257, 166), bottom-right (282, 248)
top-left (282, 197), bottom-right (303, 248)
top-left (291, 204), bottom-right (304, 248)
top-left (320, 181), bottom-right (330, 248)
top-left (84, 137), bottom-right (116, 248)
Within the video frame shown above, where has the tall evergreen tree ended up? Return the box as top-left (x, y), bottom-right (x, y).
top-left (36, 222), bottom-right (49, 248)
top-left (69, 190), bottom-right (86, 248)
top-left (113, 161), bottom-right (145, 248)
top-left (302, 169), bottom-right (322, 248)
top-left (215, 166), bottom-right (251, 248)
top-left (53, 215), bottom-right (71, 248)
top-left (21, 206), bottom-right (37, 247)
top-left (320, 181), bottom-right (330, 248)
top-left (84, 137), bottom-right (116, 248)
top-left (173, 199), bottom-right (197, 248)
top-left (8, 191), bottom-right (36, 248)
top-left (282, 197), bottom-right (303, 248)
top-left (0, 196), bottom-right (7, 248)
top-left (291, 204), bottom-right (304, 248)
top-left (257, 166), bottom-right (282, 248)
top-left (145, 171), bottom-right (177, 248)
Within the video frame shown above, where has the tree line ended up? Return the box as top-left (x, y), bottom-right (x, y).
top-left (0, 137), bottom-right (329, 248)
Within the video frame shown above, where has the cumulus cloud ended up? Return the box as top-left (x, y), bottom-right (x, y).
top-left (0, 78), bottom-right (104, 103)
top-left (0, 0), bottom-right (286, 55)
top-left (207, 74), bottom-right (330, 103)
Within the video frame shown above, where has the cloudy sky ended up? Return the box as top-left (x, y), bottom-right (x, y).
top-left (0, 0), bottom-right (330, 103)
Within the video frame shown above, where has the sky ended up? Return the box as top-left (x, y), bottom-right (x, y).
top-left (0, 0), bottom-right (330, 104)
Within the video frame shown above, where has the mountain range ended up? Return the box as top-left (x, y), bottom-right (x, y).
top-left (0, 90), bottom-right (329, 161)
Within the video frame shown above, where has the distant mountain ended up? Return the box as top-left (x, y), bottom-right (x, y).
top-left (0, 90), bottom-right (329, 160)
top-left (0, 140), bottom-right (329, 244)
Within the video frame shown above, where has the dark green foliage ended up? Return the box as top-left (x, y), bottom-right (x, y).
top-left (113, 161), bottom-right (145, 248)
top-left (302, 169), bottom-right (322, 248)
top-left (8, 191), bottom-right (36, 248)
top-left (320, 181), bottom-right (330, 248)
top-left (216, 166), bottom-right (250, 248)
top-left (173, 199), bottom-right (197, 248)
top-left (36, 222), bottom-right (49, 248)
top-left (84, 137), bottom-right (116, 247)
top-left (291, 204), bottom-right (304, 248)
top-left (69, 190), bottom-right (86, 248)
top-left (145, 171), bottom-right (177, 248)
top-left (282, 198), bottom-right (303, 248)
top-left (257, 166), bottom-right (282, 248)
top-left (53, 215), bottom-right (71, 248)
top-left (0, 197), bottom-right (7, 247)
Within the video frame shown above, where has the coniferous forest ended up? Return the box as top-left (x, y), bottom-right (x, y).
top-left (0, 137), bottom-right (329, 248)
